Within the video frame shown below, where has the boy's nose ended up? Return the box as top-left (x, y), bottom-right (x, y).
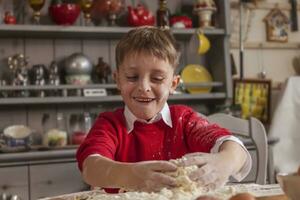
top-left (138, 79), bottom-right (151, 92)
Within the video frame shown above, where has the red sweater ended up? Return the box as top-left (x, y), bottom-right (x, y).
top-left (76, 105), bottom-right (231, 171)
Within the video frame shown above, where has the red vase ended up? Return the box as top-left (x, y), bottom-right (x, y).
top-left (49, 3), bottom-right (81, 25)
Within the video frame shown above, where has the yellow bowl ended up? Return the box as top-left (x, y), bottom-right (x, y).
top-left (180, 64), bottom-right (213, 94)
top-left (277, 172), bottom-right (300, 200)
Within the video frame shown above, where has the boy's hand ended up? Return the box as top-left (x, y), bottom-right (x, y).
top-left (179, 152), bottom-right (234, 190)
top-left (124, 160), bottom-right (178, 192)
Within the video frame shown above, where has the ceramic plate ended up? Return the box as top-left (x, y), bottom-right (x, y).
top-left (180, 64), bottom-right (213, 94)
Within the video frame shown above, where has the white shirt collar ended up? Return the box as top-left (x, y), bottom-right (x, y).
top-left (124, 103), bottom-right (173, 133)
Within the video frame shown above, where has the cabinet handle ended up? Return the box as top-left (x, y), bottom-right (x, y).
top-left (1, 185), bottom-right (9, 190)
top-left (46, 180), bottom-right (53, 185)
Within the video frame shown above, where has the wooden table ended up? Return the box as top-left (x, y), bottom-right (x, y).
top-left (257, 195), bottom-right (288, 200)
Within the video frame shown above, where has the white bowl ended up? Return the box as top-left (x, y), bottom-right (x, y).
top-left (2, 125), bottom-right (32, 147)
top-left (277, 172), bottom-right (300, 200)
top-left (4, 125), bottom-right (31, 139)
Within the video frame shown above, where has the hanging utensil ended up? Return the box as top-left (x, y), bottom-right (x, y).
top-left (196, 29), bottom-right (211, 55)
top-left (290, 0), bottom-right (298, 31)
top-left (258, 45), bottom-right (266, 79)
top-left (239, 0), bottom-right (245, 79)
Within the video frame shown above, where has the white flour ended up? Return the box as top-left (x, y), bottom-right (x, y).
top-left (40, 161), bottom-right (283, 200)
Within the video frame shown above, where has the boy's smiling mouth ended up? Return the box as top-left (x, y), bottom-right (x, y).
top-left (134, 97), bottom-right (155, 103)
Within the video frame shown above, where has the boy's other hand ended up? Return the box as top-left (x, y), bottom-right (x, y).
top-left (124, 160), bottom-right (178, 192)
top-left (178, 152), bottom-right (234, 191)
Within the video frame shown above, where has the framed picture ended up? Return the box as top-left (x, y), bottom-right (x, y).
top-left (233, 79), bottom-right (271, 124)
top-left (263, 8), bottom-right (289, 43)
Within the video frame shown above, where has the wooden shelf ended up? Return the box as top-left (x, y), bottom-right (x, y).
top-left (231, 1), bottom-right (300, 11)
top-left (0, 82), bottom-right (223, 90)
top-left (0, 82), bottom-right (225, 105)
top-left (0, 84), bottom-right (118, 91)
top-left (230, 42), bottom-right (300, 50)
top-left (0, 93), bottom-right (226, 105)
top-left (0, 25), bottom-right (226, 40)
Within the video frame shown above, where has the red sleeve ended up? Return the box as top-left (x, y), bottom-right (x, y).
top-left (76, 114), bottom-right (119, 171)
top-left (183, 110), bottom-right (231, 153)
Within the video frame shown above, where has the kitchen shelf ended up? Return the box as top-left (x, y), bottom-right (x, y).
top-left (0, 93), bottom-right (226, 105)
top-left (230, 41), bottom-right (300, 49)
top-left (0, 82), bottom-right (223, 90)
top-left (0, 25), bottom-right (226, 40)
top-left (231, 1), bottom-right (300, 11)
top-left (0, 84), bottom-right (118, 90)
top-left (0, 82), bottom-right (225, 105)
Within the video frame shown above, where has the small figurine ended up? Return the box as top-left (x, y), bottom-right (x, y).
top-left (193, 0), bottom-right (217, 28)
top-left (95, 57), bottom-right (111, 84)
top-left (48, 61), bottom-right (61, 96)
top-left (156, 0), bottom-right (170, 28)
top-left (8, 54), bottom-right (30, 97)
top-left (30, 64), bottom-right (48, 97)
top-left (48, 61), bottom-right (60, 86)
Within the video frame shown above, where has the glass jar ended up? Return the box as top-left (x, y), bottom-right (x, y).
top-left (43, 112), bottom-right (68, 147)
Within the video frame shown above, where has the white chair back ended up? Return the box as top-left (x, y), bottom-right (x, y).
top-left (207, 113), bottom-right (268, 185)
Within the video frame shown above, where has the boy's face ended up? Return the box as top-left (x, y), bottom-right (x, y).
top-left (114, 52), bottom-right (180, 120)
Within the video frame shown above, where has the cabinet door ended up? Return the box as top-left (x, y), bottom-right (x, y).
top-left (30, 162), bottom-right (88, 199)
top-left (0, 166), bottom-right (29, 200)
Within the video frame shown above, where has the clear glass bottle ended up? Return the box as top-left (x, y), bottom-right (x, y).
top-left (44, 112), bottom-right (67, 147)
top-left (156, 0), bottom-right (170, 28)
top-left (83, 112), bottom-right (92, 133)
top-left (70, 112), bottom-right (90, 145)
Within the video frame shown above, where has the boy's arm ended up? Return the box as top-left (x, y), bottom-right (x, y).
top-left (82, 155), bottom-right (178, 192)
top-left (82, 155), bottom-right (121, 188)
top-left (218, 140), bottom-right (248, 175)
top-left (179, 141), bottom-right (248, 190)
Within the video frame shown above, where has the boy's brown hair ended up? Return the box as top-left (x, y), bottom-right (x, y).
top-left (115, 26), bottom-right (181, 69)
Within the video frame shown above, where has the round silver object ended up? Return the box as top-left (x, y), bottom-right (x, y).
top-left (64, 53), bottom-right (93, 75)
top-left (10, 195), bottom-right (21, 200)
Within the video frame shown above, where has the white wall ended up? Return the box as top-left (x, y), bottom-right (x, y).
top-left (230, 0), bottom-right (300, 84)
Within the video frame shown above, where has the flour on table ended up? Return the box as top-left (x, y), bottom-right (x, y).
top-left (40, 184), bottom-right (283, 200)
top-left (39, 159), bottom-right (283, 200)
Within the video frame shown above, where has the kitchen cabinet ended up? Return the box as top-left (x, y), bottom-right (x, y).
top-left (0, 166), bottom-right (29, 200)
top-left (0, 0), bottom-right (231, 102)
top-left (0, 0), bottom-right (232, 136)
top-left (0, 2), bottom-right (233, 197)
top-left (0, 150), bottom-right (88, 200)
top-left (0, 162), bottom-right (87, 200)
top-left (30, 162), bottom-right (88, 199)
top-left (0, 25), bottom-right (229, 105)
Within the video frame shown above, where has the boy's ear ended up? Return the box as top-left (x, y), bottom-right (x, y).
top-left (170, 75), bottom-right (180, 94)
top-left (113, 70), bottom-right (120, 90)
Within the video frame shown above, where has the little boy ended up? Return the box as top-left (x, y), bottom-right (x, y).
top-left (76, 26), bottom-right (251, 193)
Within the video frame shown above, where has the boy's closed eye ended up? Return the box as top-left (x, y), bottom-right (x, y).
top-left (151, 76), bottom-right (165, 82)
top-left (125, 75), bottom-right (165, 83)
top-left (126, 75), bottom-right (138, 81)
